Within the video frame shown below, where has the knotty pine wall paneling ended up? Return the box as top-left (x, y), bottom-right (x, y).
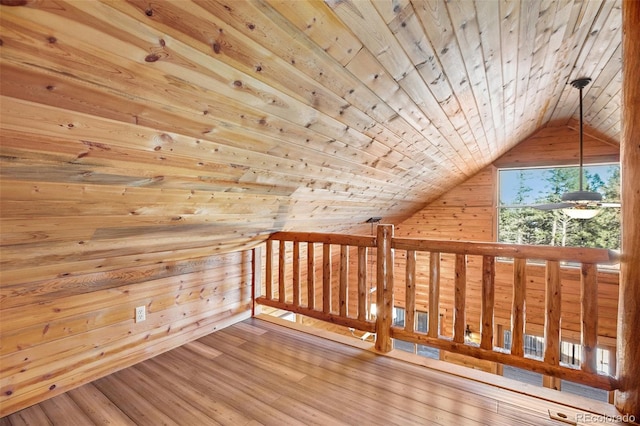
top-left (0, 251), bottom-right (254, 416)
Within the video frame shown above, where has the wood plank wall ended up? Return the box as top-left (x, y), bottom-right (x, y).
top-left (0, 250), bottom-right (253, 416)
top-left (0, 95), bottom-right (259, 416)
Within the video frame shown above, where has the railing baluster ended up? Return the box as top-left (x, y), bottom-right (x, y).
top-left (255, 231), bottom-right (619, 392)
top-left (481, 255), bottom-right (495, 350)
top-left (265, 240), bottom-right (273, 300)
top-left (252, 246), bottom-right (262, 316)
top-left (428, 252), bottom-right (440, 338)
top-left (511, 257), bottom-right (527, 357)
top-left (405, 250), bottom-right (416, 333)
top-left (323, 243), bottom-right (331, 314)
top-left (279, 240), bottom-right (286, 303)
top-left (544, 260), bottom-right (561, 366)
top-left (496, 324), bottom-right (505, 376)
top-left (339, 245), bottom-right (349, 317)
top-left (358, 246), bottom-right (367, 322)
top-left (581, 263), bottom-right (598, 373)
top-left (453, 254), bottom-right (467, 343)
top-left (292, 240), bottom-right (300, 308)
top-left (307, 243), bottom-right (315, 310)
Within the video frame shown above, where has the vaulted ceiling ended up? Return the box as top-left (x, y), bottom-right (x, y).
top-left (0, 0), bottom-right (622, 254)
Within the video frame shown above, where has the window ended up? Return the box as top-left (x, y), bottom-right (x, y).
top-left (498, 165), bottom-right (620, 250)
top-left (392, 306), bottom-right (405, 327)
top-left (416, 311), bottom-right (428, 333)
top-left (560, 341), bottom-right (581, 367)
top-left (503, 330), bottom-right (544, 359)
top-left (597, 348), bottom-right (611, 375)
top-left (391, 308), bottom-right (439, 359)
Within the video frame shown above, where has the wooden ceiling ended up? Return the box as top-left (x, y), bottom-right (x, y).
top-left (0, 0), bottom-right (622, 256)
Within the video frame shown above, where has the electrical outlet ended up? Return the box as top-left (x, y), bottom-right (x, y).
top-left (135, 306), bottom-right (146, 323)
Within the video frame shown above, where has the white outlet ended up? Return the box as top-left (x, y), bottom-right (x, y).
top-left (135, 306), bottom-right (146, 323)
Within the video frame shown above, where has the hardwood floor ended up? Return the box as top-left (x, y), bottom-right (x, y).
top-left (0, 318), bottom-right (626, 425)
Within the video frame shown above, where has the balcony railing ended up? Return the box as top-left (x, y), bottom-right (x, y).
top-left (255, 225), bottom-right (620, 391)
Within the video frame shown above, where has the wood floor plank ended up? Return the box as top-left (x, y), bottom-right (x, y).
top-left (182, 341), bottom-right (223, 359)
top-left (4, 405), bottom-right (52, 426)
top-left (115, 367), bottom-right (221, 426)
top-left (92, 374), bottom-right (180, 426)
top-left (232, 321), bottom-right (268, 336)
top-left (38, 393), bottom-right (94, 426)
top-left (1, 318), bottom-right (624, 425)
top-left (225, 324), bottom-right (502, 414)
top-left (134, 360), bottom-right (252, 426)
top-left (268, 395), bottom-right (353, 426)
top-left (229, 333), bottom-right (502, 425)
top-left (197, 336), bottom-right (309, 383)
top-left (66, 383), bottom-right (135, 426)
top-left (148, 352), bottom-right (306, 425)
top-left (201, 327), bottom-right (498, 425)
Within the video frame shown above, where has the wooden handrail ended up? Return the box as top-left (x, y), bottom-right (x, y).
top-left (257, 228), bottom-right (620, 391)
top-left (269, 231), bottom-right (375, 247)
top-left (393, 238), bottom-right (620, 264)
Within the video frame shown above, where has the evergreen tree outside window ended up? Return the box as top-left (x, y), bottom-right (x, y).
top-left (498, 164), bottom-right (620, 252)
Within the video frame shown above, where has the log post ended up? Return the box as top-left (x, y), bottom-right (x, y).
top-left (375, 224), bottom-right (394, 352)
top-left (617, 0), bottom-right (640, 418)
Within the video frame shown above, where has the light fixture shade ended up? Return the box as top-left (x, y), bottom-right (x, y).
top-left (562, 207), bottom-right (601, 219)
top-left (561, 190), bottom-right (602, 202)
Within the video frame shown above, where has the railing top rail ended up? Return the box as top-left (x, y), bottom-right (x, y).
top-left (392, 238), bottom-right (620, 264)
top-left (269, 231), bottom-right (376, 247)
top-left (268, 231), bottom-right (619, 264)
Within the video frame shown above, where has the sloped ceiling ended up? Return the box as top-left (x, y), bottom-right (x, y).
top-left (0, 0), bottom-right (622, 260)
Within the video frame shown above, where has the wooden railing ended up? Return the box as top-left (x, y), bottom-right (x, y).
top-left (255, 225), bottom-right (620, 391)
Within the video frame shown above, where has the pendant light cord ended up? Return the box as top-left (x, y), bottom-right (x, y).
top-left (579, 83), bottom-right (584, 191)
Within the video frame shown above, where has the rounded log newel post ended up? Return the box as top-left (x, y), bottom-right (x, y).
top-left (616, 0), bottom-right (640, 419)
top-left (375, 224), bottom-right (394, 352)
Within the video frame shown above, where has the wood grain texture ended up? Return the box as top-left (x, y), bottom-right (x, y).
top-left (481, 256), bottom-right (496, 350)
top-left (544, 261), bottom-right (562, 366)
top-left (6, 318), bottom-right (626, 425)
top-left (616, 0), bottom-right (640, 417)
top-left (453, 254), bottom-right (467, 344)
top-left (0, 250), bottom-right (254, 417)
top-left (581, 263), bottom-right (599, 373)
top-left (0, 0), bottom-right (626, 417)
top-left (374, 225), bottom-right (394, 352)
top-left (428, 252), bottom-right (440, 338)
top-left (511, 258), bottom-right (527, 358)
